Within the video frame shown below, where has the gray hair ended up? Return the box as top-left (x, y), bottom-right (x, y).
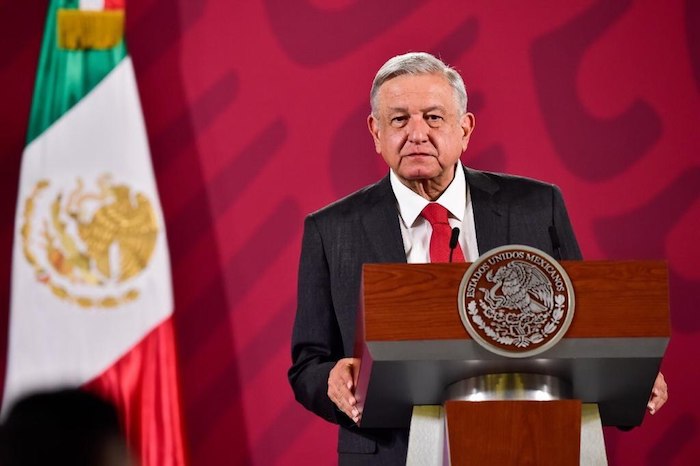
top-left (370, 52), bottom-right (468, 116)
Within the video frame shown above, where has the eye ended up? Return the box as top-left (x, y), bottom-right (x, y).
top-left (390, 116), bottom-right (408, 128)
top-left (425, 114), bottom-right (444, 127)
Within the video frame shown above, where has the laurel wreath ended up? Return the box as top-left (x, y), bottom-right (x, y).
top-left (467, 294), bottom-right (566, 348)
top-left (21, 180), bottom-right (140, 309)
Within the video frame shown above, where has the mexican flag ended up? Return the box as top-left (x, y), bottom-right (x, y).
top-left (3, 1), bottom-right (187, 464)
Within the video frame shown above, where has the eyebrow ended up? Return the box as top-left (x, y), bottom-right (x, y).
top-left (387, 105), bottom-right (446, 114)
top-left (421, 105), bottom-right (446, 113)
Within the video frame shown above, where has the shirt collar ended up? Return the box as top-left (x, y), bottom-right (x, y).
top-left (389, 163), bottom-right (467, 227)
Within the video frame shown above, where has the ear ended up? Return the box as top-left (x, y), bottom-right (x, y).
top-left (367, 114), bottom-right (382, 154)
top-left (460, 112), bottom-right (476, 151)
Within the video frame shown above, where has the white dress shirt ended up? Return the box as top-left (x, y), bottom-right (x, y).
top-left (389, 164), bottom-right (479, 263)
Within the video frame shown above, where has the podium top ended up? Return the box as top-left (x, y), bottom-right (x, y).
top-left (361, 260), bottom-right (669, 342)
top-left (354, 260), bottom-right (670, 428)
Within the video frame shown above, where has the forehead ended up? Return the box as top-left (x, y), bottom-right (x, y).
top-left (376, 73), bottom-right (457, 111)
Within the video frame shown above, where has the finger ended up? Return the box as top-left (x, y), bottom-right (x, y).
top-left (647, 400), bottom-right (656, 415)
top-left (647, 392), bottom-right (668, 415)
top-left (340, 361), bottom-right (355, 390)
top-left (647, 372), bottom-right (668, 415)
top-left (336, 395), bottom-right (360, 421)
top-left (349, 357), bottom-right (360, 385)
top-left (327, 359), bottom-right (360, 419)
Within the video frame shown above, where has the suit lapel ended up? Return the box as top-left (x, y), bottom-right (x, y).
top-left (361, 176), bottom-right (407, 263)
top-left (466, 167), bottom-right (509, 254)
top-left (360, 169), bottom-right (509, 262)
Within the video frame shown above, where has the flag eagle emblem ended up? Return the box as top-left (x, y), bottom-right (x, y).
top-left (21, 174), bottom-right (159, 309)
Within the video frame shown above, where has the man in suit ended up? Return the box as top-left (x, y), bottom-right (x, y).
top-left (289, 52), bottom-right (667, 465)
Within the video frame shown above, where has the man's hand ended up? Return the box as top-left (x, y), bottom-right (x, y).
top-left (328, 357), bottom-right (361, 424)
top-left (647, 372), bottom-right (668, 415)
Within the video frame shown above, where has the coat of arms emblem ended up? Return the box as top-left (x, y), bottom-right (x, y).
top-left (458, 245), bottom-right (575, 357)
top-left (20, 174), bottom-right (159, 308)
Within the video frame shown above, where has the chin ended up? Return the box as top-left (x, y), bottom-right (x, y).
top-left (400, 170), bottom-right (439, 181)
top-left (397, 162), bottom-right (440, 180)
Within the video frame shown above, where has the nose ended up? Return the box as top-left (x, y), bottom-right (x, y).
top-left (406, 116), bottom-right (429, 144)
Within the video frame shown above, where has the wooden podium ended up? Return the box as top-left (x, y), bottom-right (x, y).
top-left (353, 261), bottom-right (670, 465)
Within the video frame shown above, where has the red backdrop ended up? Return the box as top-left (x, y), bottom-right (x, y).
top-left (1, 1), bottom-right (698, 464)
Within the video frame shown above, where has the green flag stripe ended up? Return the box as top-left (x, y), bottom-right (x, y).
top-left (26, 0), bottom-right (127, 145)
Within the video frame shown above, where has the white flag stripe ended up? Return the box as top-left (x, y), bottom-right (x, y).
top-left (79, 0), bottom-right (105, 11)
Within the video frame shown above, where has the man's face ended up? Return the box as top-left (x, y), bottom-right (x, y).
top-left (368, 73), bottom-right (475, 192)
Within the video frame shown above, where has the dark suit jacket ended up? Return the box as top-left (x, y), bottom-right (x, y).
top-left (289, 167), bottom-right (582, 460)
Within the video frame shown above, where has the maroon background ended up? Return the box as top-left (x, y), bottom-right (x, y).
top-left (1, 1), bottom-right (699, 464)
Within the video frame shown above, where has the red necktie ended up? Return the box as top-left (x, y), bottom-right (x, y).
top-left (420, 203), bottom-right (465, 263)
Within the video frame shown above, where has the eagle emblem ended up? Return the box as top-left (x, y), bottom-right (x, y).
top-left (458, 245), bottom-right (574, 358)
top-left (21, 175), bottom-right (159, 308)
top-left (481, 261), bottom-right (553, 315)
